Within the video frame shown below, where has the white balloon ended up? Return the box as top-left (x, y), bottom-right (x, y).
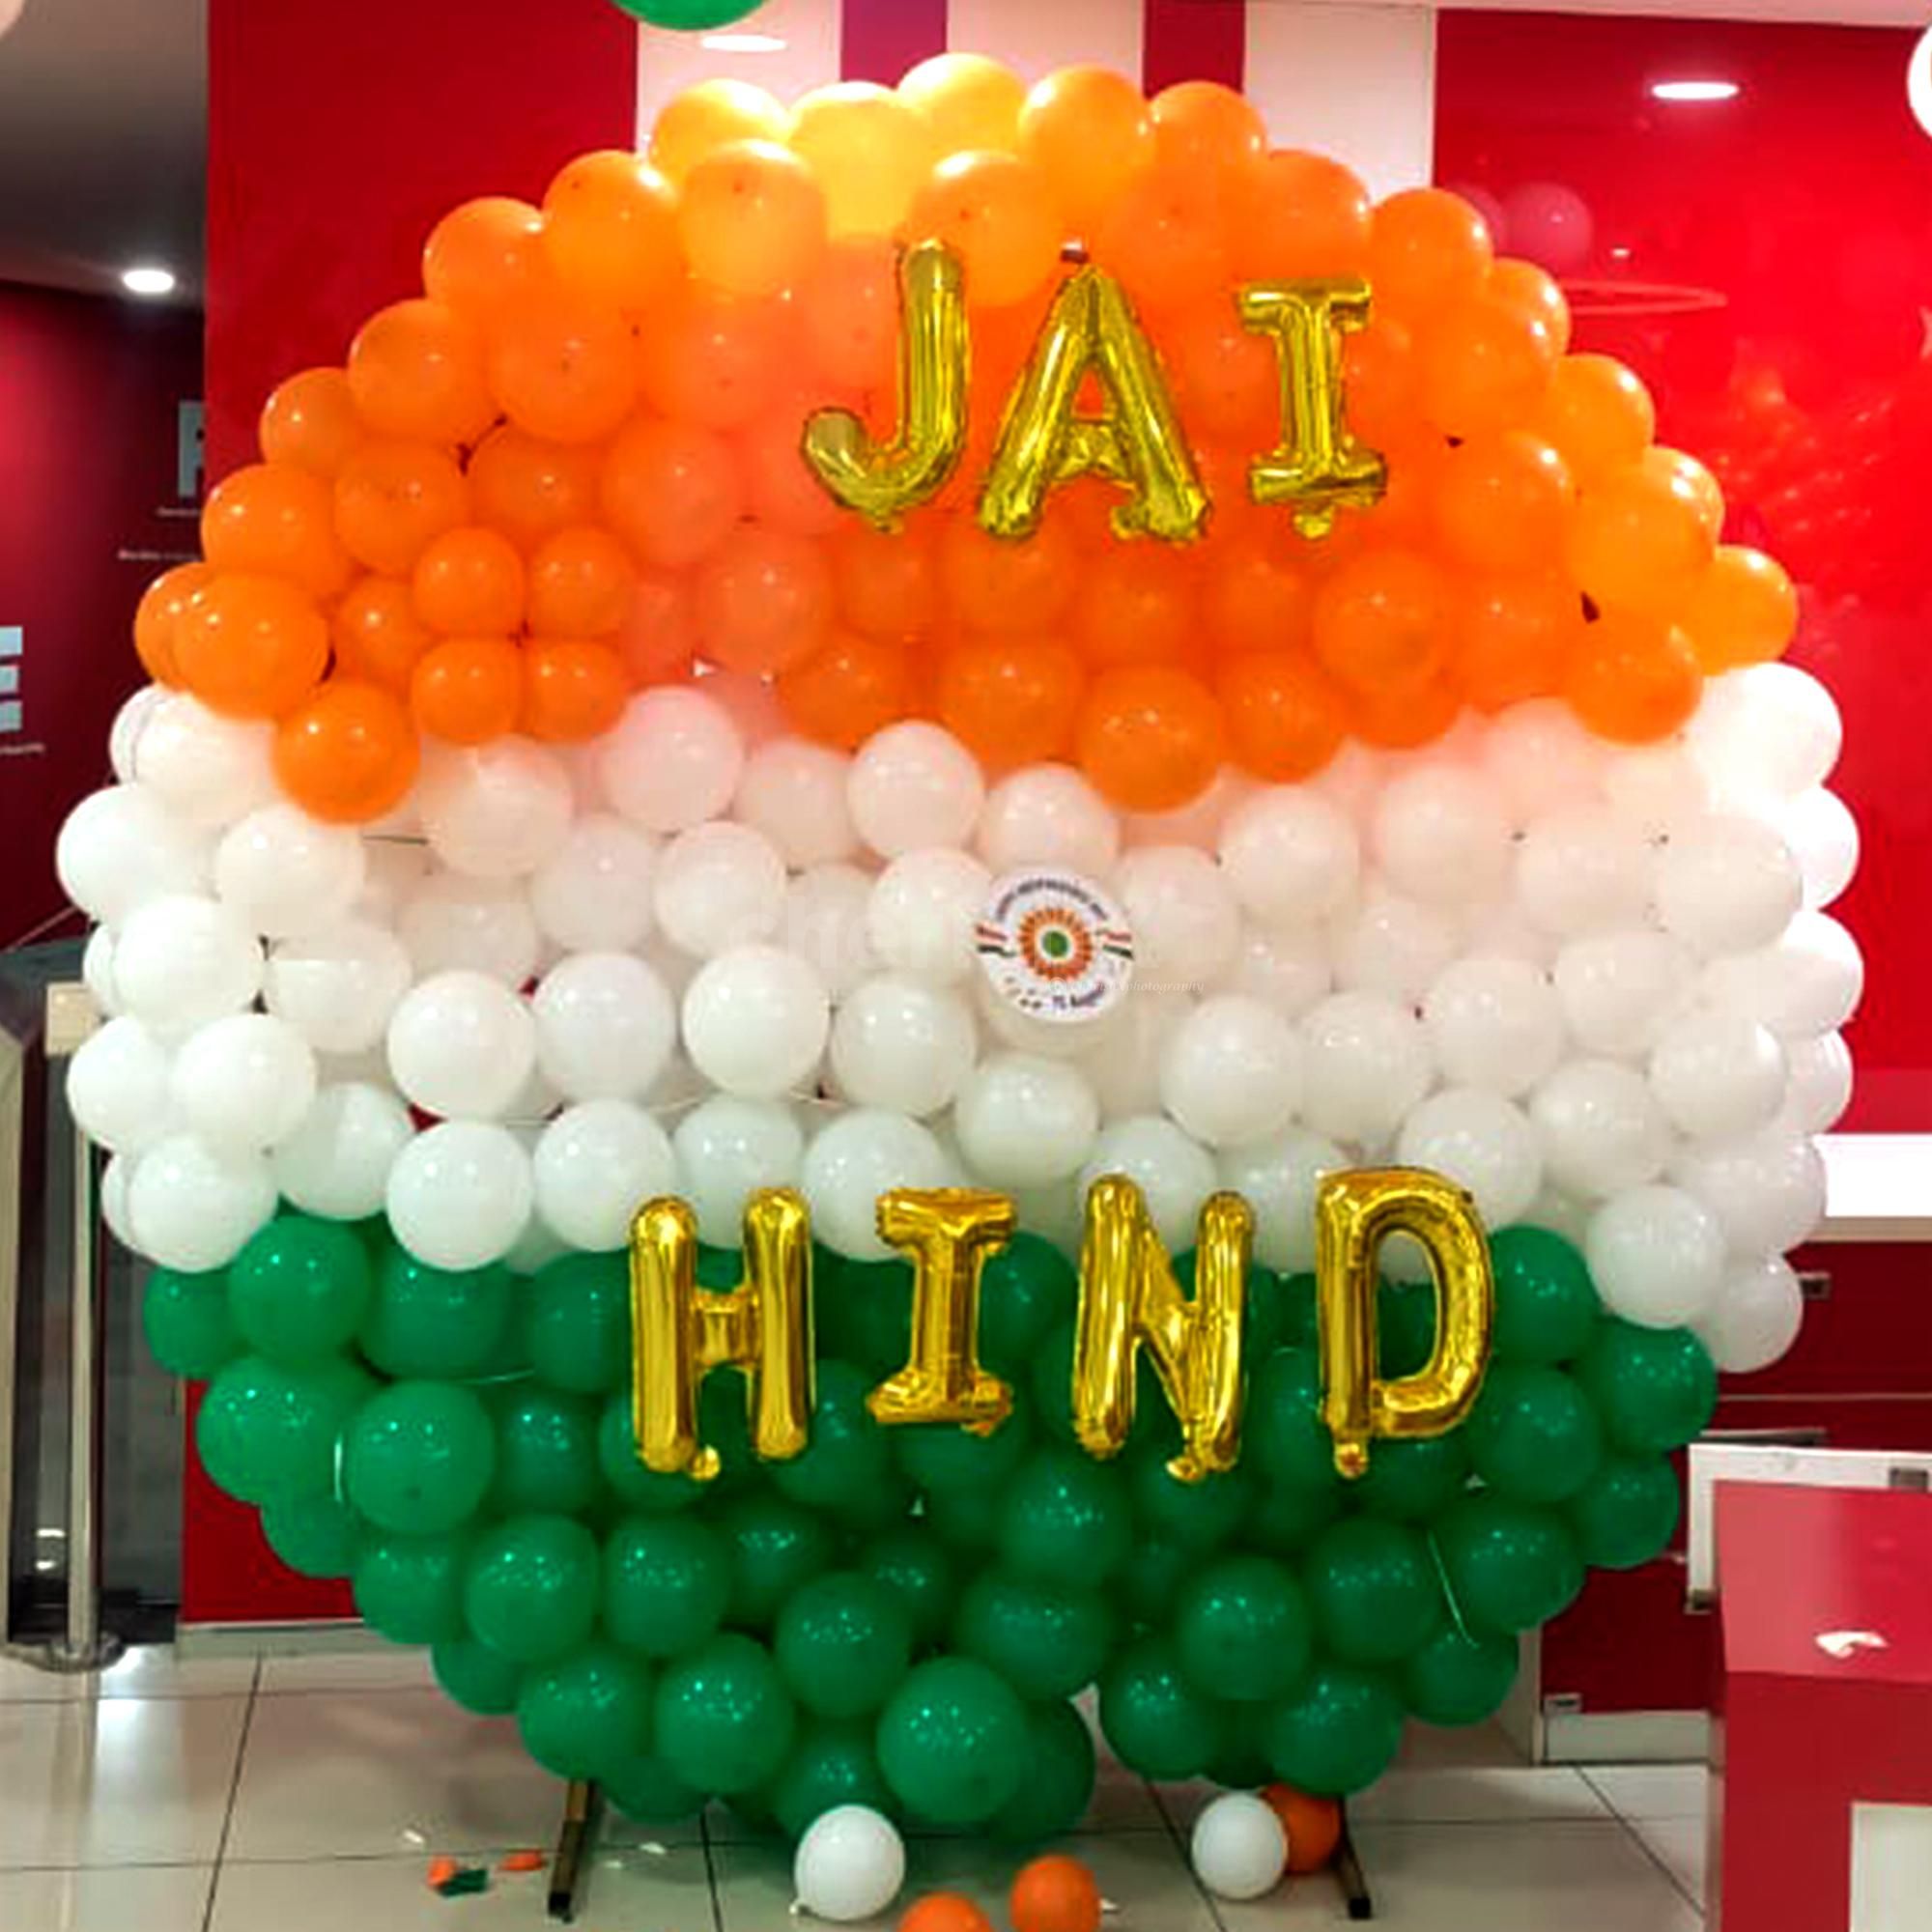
top-left (1551, 931), bottom-right (1695, 1056)
top-left (682, 945), bottom-right (830, 1099)
top-left (693, 665), bottom-right (786, 747)
top-left (829, 976), bottom-right (978, 1118)
top-left (385, 1122), bottom-right (533, 1269)
top-left (529, 812), bottom-right (659, 952)
top-left (1585, 1184), bottom-right (1726, 1327)
top-left (1654, 813), bottom-right (1802, 956)
top-left (1008, 1177), bottom-right (1085, 1253)
top-left (1371, 764), bottom-right (1512, 909)
top-left (533, 1100), bottom-right (678, 1251)
top-left (599, 687), bottom-right (745, 833)
top-left (1460, 896), bottom-right (1555, 967)
top-left (417, 739), bottom-right (574, 879)
top-left (1602, 741), bottom-right (1710, 839)
top-left (68, 1016), bottom-right (173, 1154)
top-left (786, 865), bottom-right (880, 1001)
top-left (976, 764), bottom-right (1121, 877)
top-left (271, 1082), bottom-right (412, 1221)
top-left (265, 917), bottom-right (413, 1054)
top-left (531, 952), bottom-right (677, 1102)
top-left (1778, 1031), bottom-right (1853, 1134)
top-left (734, 737), bottom-right (858, 867)
top-left (792, 1805), bottom-right (905, 1924)
top-left (1480, 698), bottom-right (1606, 820)
top-left (654, 821), bottom-right (787, 957)
top-left (1330, 888), bottom-right (1461, 1004)
top-left (1158, 995), bottom-right (1301, 1148)
top-left (672, 1096), bottom-right (807, 1246)
top-left (214, 803), bottom-right (366, 939)
top-left (386, 971), bottom-right (536, 1120)
top-left (113, 895), bottom-right (263, 1031)
top-left (1124, 767), bottom-right (1256, 851)
top-left (128, 1132), bottom-right (276, 1271)
top-left (1422, 955), bottom-right (1565, 1097)
top-left (1775, 787), bottom-right (1859, 911)
top-left (1078, 1116), bottom-right (1217, 1252)
top-left (1311, 741), bottom-right (1388, 821)
top-left (1396, 1088), bottom-right (1544, 1228)
top-left (952, 1054), bottom-right (1099, 1187)
top-left (1218, 924), bottom-right (1331, 1019)
top-left (109, 685), bottom-right (166, 783)
top-left (100, 1152), bottom-right (136, 1249)
top-left (356, 839), bottom-right (431, 923)
top-left (848, 722), bottom-right (984, 858)
top-left (399, 873), bottom-right (540, 987)
top-left (1217, 788), bottom-right (1358, 925)
top-left (1116, 846), bottom-right (1240, 994)
top-left (802, 1110), bottom-right (951, 1259)
top-left (865, 849), bottom-right (990, 987)
top-left (1702, 913), bottom-right (1862, 1039)
top-left (82, 926), bottom-right (123, 1018)
top-left (1648, 1008), bottom-right (1786, 1142)
top-left (170, 1013), bottom-right (317, 1151)
top-left (1516, 807), bottom-right (1652, 938)
top-left (1688, 663), bottom-right (1840, 799)
top-left (1673, 1127), bottom-right (1827, 1254)
top-left (56, 783), bottom-right (208, 923)
top-left (1190, 1793), bottom-right (1288, 1903)
top-left (1077, 991), bottom-right (1190, 1118)
top-left (1297, 992), bottom-right (1434, 1147)
top-left (1217, 1126), bottom-right (1344, 1273)
top-left (1529, 1060), bottom-right (1669, 1199)
top-left (1697, 1255), bottom-right (1804, 1374)
top-left (131, 694), bottom-right (277, 829)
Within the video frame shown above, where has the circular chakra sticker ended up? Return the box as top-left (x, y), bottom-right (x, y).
top-left (977, 869), bottom-right (1135, 1024)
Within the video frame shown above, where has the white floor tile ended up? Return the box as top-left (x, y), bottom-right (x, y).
top-left (1583, 1763), bottom-right (1711, 1821)
top-left (1351, 1764), bottom-right (1611, 1825)
top-left (1632, 1813), bottom-right (1706, 1908)
top-left (0, 1697), bottom-right (247, 1868)
top-left (0, 1645), bottom-right (257, 1702)
top-left (256, 1650), bottom-right (437, 1694)
top-left (224, 1690), bottom-right (561, 1861)
top-left (0, 1862), bottom-right (213, 1932)
top-left (209, 1845), bottom-right (713, 1932)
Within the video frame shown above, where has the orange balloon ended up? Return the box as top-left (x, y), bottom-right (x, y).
top-left (273, 678), bottom-right (419, 823)
top-left (1094, 159), bottom-right (1230, 312)
top-left (907, 152), bottom-right (1063, 309)
top-left (1490, 258), bottom-right (1572, 357)
top-left (133, 562), bottom-right (213, 687)
top-left (259, 368), bottom-right (363, 478)
top-left (938, 635), bottom-right (1085, 767)
top-left (527, 527), bottom-right (637, 639)
top-left (1218, 649), bottom-right (1347, 782)
top-left (332, 577), bottom-right (437, 693)
top-left (1313, 547), bottom-right (1454, 696)
top-left (410, 636), bottom-right (523, 744)
top-left (174, 574), bottom-right (329, 720)
top-left (637, 283), bottom-right (786, 432)
top-left (1565, 610), bottom-right (1702, 743)
top-left (1017, 67), bottom-right (1155, 235)
top-left (788, 82), bottom-right (936, 237)
top-left (1352, 670), bottom-right (1461, 749)
top-left (1261, 1784), bottom-right (1343, 1875)
top-left (467, 426), bottom-right (602, 553)
top-left (832, 522), bottom-right (939, 641)
top-left (1645, 446), bottom-right (1724, 542)
top-left (1681, 545), bottom-right (1797, 671)
top-left (1077, 663), bottom-right (1225, 812)
top-left (423, 197), bottom-right (553, 320)
top-left (487, 292), bottom-right (638, 444)
top-left (1368, 187), bottom-right (1493, 315)
top-left (1432, 432), bottom-right (1576, 575)
top-left (1234, 151), bottom-right (1372, 281)
top-left (1533, 355), bottom-right (1655, 487)
top-left (1074, 546), bottom-right (1199, 668)
top-left (1150, 80), bottom-right (1266, 185)
top-left (612, 576), bottom-right (697, 690)
top-left (540, 153), bottom-right (680, 310)
top-left (1206, 540), bottom-right (1314, 659)
top-left (347, 298), bottom-right (497, 447)
top-left (740, 408), bottom-right (846, 538)
top-left (939, 516), bottom-right (1078, 635)
top-left (679, 140), bottom-right (828, 298)
top-left (1419, 295), bottom-right (1557, 440)
top-left (801, 237), bottom-right (902, 393)
top-left (1009, 1854), bottom-right (1102, 1932)
top-left (202, 463), bottom-right (352, 601)
top-left (333, 440), bottom-right (470, 577)
top-left (601, 417), bottom-right (745, 572)
top-left (1564, 461), bottom-right (1716, 619)
top-left (649, 78), bottom-right (789, 187)
top-left (412, 527), bottom-right (527, 637)
top-left (1168, 300), bottom-right (1277, 443)
top-left (897, 53), bottom-right (1026, 156)
top-left (899, 1894), bottom-right (995, 1932)
top-left (1342, 316), bottom-right (1419, 450)
top-left (522, 639), bottom-right (630, 742)
top-left (779, 630), bottom-right (913, 749)
top-left (693, 524), bottom-right (835, 676)
top-left (1453, 575), bottom-right (1583, 712)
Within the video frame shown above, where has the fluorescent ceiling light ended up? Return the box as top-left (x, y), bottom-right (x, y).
top-left (700, 31), bottom-right (785, 51)
top-left (1650, 79), bottom-right (1740, 103)
top-left (121, 265), bottom-right (178, 298)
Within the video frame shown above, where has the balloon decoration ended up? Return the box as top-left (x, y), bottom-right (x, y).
top-left (611, 0), bottom-right (768, 28)
top-left (67, 50), bottom-right (1856, 1882)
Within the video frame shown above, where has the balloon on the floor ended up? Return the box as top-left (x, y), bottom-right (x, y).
top-left (1190, 1791), bottom-right (1291, 1900)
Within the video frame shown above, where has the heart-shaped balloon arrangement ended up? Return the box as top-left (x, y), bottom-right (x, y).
top-left (65, 53), bottom-right (1857, 1843)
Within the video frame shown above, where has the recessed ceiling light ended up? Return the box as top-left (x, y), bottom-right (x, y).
top-left (1910, 25), bottom-right (1932, 139)
top-left (121, 265), bottom-right (178, 298)
top-left (1650, 79), bottom-right (1740, 103)
top-left (700, 31), bottom-right (785, 51)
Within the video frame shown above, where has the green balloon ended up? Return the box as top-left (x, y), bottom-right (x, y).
top-left (518, 1639), bottom-right (655, 1781)
top-left (354, 1530), bottom-right (469, 1644)
top-left (1207, 1707), bottom-right (1276, 1791)
top-left (815, 1257), bottom-right (913, 1378)
top-left (770, 1360), bottom-right (893, 1517)
top-left (775, 1571), bottom-right (913, 1719)
top-left (1098, 1635), bottom-right (1226, 1780)
top-left (490, 1387), bottom-right (602, 1517)
top-left (989, 1697), bottom-right (1096, 1843)
top-left (604, 1751), bottom-right (704, 1826)
top-left (1576, 1320), bottom-right (1718, 1454)
top-left (1128, 1441), bottom-right (1254, 1551)
top-left (196, 1355), bottom-right (370, 1507)
top-left (1000, 1445), bottom-right (1132, 1587)
top-left (343, 1381), bottom-right (497, 1534)
top-left (1491, 1228), bottom-right (1600, 1365)
top-left (1304, 1517), bottom-right (1442, 1665)
top-left (721, 1490), bottom-right (836, 1628)
top-left (597, 1385), bottom-right (750, 1510)
top-left (1030, 1323), bottom-right (1163, 1449)
top-left (434, 1635), bottom-right (524, 1716)
top-left (924, 1476), bottom-right (1004, 1553)
top-left (1264, 1662), bottom-right (1404, 1796)
top-left (527, 1252), bottom-right (631, 1395)
top-left (769, 1721), bottom-right (895, 1838)
top-left (858, 1527), bottom-right (955, 1648)
top-left (1568, 1456), bottom-right (1681, 1570)
top-left (1378, 1279), bottom-right (1438, 1378)
top-left (227, 1214), bottom-right (372, 1365)
top-left (359, 1251), bottom-right (513, 1380)
top-left (953, 1570), bottom-right (1113, 1701)
top-left (143, 1268), bottom-right (241, 1379)
top-left (604, 1512), bottom-right (733, 1658)
top-left (262, 1493), bottom-right (360, 1579)
top-left (1245, 1480), bottom-right (1342, 1559)
top-left (1353, 1434), bottom-right (1472, 1521)
top-left (1403, 1627), bottom-right (1518, 1727)
top-left (1174, 1554), bottom-right (1313, 1703)
top-left (979, 1234), bottom-right (1077, 1375)
top-left (876, 1657), bottom-right (1028, 1826)
top-left (610, 0), bottom-right (771, 33)
top-left (1245, 1348), bottom-right (1343, 1499)
top-left (896, 1407), bottom-right (1031, 1495)
top-left (1268, 1272), bottom-right (1321, 1351)
top-left (1466, 1364), bottom-right (1605, 1505)
top-left (656, 1632), bottom-right (797, 1795)
top-left (1435, 1494), bottom-right (1585, 1634)
top-left (464, 1515), bottom-right (601, 1663)
top-left (1119, 1537), bottom-right (1192, 1629)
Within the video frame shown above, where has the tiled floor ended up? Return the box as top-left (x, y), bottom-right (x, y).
top-left (0, 1645), bottom-right (1709, 1931)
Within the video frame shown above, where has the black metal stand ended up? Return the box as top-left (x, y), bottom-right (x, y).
top-left (1335, 1804), bottom-right (1375, 1919)
top-left (547, 1780), bottom-right (601, 1922)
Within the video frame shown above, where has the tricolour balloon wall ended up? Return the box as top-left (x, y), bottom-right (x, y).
top-left (57, 54), bottom-right (1858, 1843)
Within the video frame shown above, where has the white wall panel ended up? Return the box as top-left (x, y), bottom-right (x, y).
top-left (946, 0), bottom-right (1145, 85)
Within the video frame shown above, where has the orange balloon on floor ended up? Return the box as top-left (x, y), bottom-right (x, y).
top-left (899, 1894), bottom-right (995, 1932)
top-left (1009, 1855), bottom-right (1101, 1932)
top-left (1261, 1783), bottom-right (1344, 1874)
